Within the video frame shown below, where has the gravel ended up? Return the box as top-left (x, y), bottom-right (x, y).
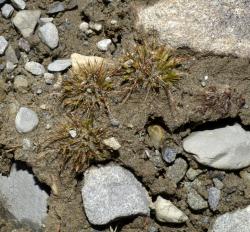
top-left (208, 187), bottom-right (221, 211)
top-left (38, 22), bottom-right (59, 49)
top-left (166, 158), bottom-right (188, 184)
top-left (161, 147), bottom-right (177, 163)
top-left (187, 189), bottom-right (208, 211)
top-left (15, 107), bottom-right (39, 133)
top-left (25, 61), bottom-right (45, 75)
top-left (18, 38), bottom-right (30, 53)
top-left (81, 165), bottom-right (150, 225)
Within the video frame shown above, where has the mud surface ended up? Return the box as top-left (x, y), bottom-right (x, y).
top-left (0, 0), bottom-right (250, 232)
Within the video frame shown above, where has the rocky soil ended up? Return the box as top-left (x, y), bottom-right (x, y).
top-left (0, 0), bottom-right (250, 232)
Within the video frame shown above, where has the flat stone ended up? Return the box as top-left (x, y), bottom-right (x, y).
top-left (25, 61), bottom-right (45, 75)
top-left (47, 1), bottom-right (65, 14)
top-left (14, 75), bottom-right (28, 91)
top-left (15, 107), bottom-right (39, 133)
top-left (166, 158), bottom-right (188, 184)
top-left (44, 72), bottom-right (54, 85)
top-left (97, 39), bottom-right (112, 51)
top-left (210, 205), bottom-right (250, 232)
top-left (187, 189), bottom-right (208, 211)
top-left (1, 4), bottom-right (14, 18)
top-left (208, 187), bottom-right (221, 211)
top-left (103, 137), bottom-right (121, 150)
top-left (0, 36), bottom-right (8, 55)
top-left (38, 22), bottom-right (59, 49)
top-left (81, 165), bottom-right (150, 225)
top-left (0, 163), bottom-right (49, 226)
top-left (47, 59), bottom-right (71, 72)
top-left (161, 147), bottom-right (177, 163)
top-left (183, 124), bottom-right (250, 170)
top-left (154, 196), bottom-right (188, 223)
top-left (12, 10), bottom-right (41, 38)
top-left (79, 22), bottom-right (89, 32)
top-left (11, 0), bottom-right (26, 10)
top-left (136, 0), bottom-right (250, 58)
top-left (186, 168), bottom-right (203, 181)
top-left (5, 45), bottom-right (18, 64)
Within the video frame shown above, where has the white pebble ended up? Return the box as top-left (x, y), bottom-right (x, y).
top-left (97, 39), bottom-right (112, 51)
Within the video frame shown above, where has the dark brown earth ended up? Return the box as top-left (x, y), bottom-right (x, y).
top-left (0, 0), bottom-right (250, 232)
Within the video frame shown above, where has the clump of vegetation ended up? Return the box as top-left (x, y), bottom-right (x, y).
top-left (120, 40), bottom-right (182, 102)
top-left (43, 116), bottom-right (111, 174)
top-left (61, 61), bottom-right (115, 116)
top-left (196, 85), bottom-right (245, 116)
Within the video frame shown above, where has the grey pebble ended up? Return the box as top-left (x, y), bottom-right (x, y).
top-left (38, 22), bottom-right (59, 49)
top-left (0, 36), bottom-right (8, 55)
top-left (161, 147), bottom-right (177, 163)
top-left (208, 187), bottom-right (221, 211)
top-left (48, 59), bottom-right (71, 72)
top-left (1, 4), bottom-right (14, 18)
top-left (166, 158), bottom-right (188, 183)
top-left (18, 38), bottom-right (30, 53)
top-left (97, 39), bottom-right (112, 51)
top-left (25, 61), bottom-right (45, 76)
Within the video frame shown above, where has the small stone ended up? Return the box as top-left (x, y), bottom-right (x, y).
top-left (38, 22), bottom-right (59, 49)
top-left (69, 129), bottom-right (77, 138)
top-left (48, 59), bottom-right (71, 72)
top-left (12, 10), bottom-right (41, 38)
top-left (89, 22), bottom-right (102, 32)
top-left (81, 165), bottom-right (150, 225)
top-left (18, 38), bottom-right (30, 53)
top-left (39, 17), bottom-right (54, 25)
top-left (103, 137), bottom-right (121, 150)
top-left (187, 189), bottom-right (208, 211)
top-left (40, 104), bottom-right (46, 110)
top-left (6, 61), bottom-right (16, 73)
top-left (201, 81), bottom-right (206, 87)
top-left (213, 178), bottom-right (224, 190)
top-left (97, 39), bottom-right (112, 51)
top-left (161, 147), bottom-right (177, 163)
top-left (22, 138), bottom-right (33, 151)
top-left (110, 117), bottom-right (120, 127)
top-left (0, 36), bottom-right (8, 55)
top-left (110, 19), bottom-right (118, 25)
top-left (1, 4), bottom-right (14, 18)
top-left (44, 72), bottom-right (54, 85)
top-left (47, 1), bottom-right (65, 14)
top-left (36, 88), bottom-right (42, 95)
top-left (5, 45), bottom-right (18, 64)
top-left (46, 124), bottom-right (51, 130)
top-left (79, 22), bottom-right (89, 32)
top-left (186, 168), bottom-right (203, 181)
top-left (11, 0), bottom-right (25, 10)
top-left (208, 187), bottom-right (221, 211)
top-left (14, 75), bottom-right (28, 91)
top-left (153, 196), bottom-right (188, 223)
top-left (15, 107), bottom-right (39, 133)
top-left (183, 124), bottom-right (250, 170)
top-left (25, 61), bottom-right (45, 75)
top-left (147, 125), bottom-right (167, 149)
top-left (211, 205), bottom-right (250, 232)
top-left (166, 158), bottom-right (188, 184)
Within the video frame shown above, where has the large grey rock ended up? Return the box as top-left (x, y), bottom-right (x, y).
top-left (15, 107), bottom-right (39, 133)
top-left (25, 61), bottom-right (45, 75)
top-left (38, 22), bottom-right (59, 49)
top-left (81, 165), bottom-right (150, 225)
top-left (48, 59), bottom-right (71, 72)
top-left (1, 4), bottom-right (14, 18)
top-left (0, 36), bottom-right (8, 55)
top-left (210, 205), bottom-right (250, 232)
top-left (0, 163), bottom-right (49, 226)
top-left (136, 0), bottom-right (250, 58)
top-left (183, 124), bottom-right (250, 170)
top-left (12, 10), bottom-right (41, 38)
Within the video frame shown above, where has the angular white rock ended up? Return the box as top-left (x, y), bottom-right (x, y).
top-left (12, 10), bottom-right (41, 38)
top-left (183, 124), bottom-right (250, 170)
top-left (82, 165), bottom-right (150, 225)
top-left (11, 0), bottom-right (26, 10)
top-left (38, 22), bottom-right (59, 49)
top-left (25, 61), bottom-right (45, 75)
top-left (47, 59), bottom-right (71, 72)
top-left (15, 107), bottom-right (39, 133)
top-left (0, 163), bottom-right (49, 226)
top-left (211, 205), bottom-right (250, 232)
top-left (97, 39), bottom-right (112, 51)
top-left (103, 137), bottom-right (121, 150)
top-left (0, 36), bottom-right (8, 55)
top-left (1, 4), bottom-right (14, 18)
top-left (154, 196), bottom-right (188, 223)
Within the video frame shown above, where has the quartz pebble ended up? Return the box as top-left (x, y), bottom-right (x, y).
top-left (25, 61), bottom-right (45, 76)
top-left (18, 38), bottom-right (30, 53)
top-left (103, 137), bottom-right (121, 150)
top-left (1, 4), bottom-right (14, 18)
top-left (97, 39), bottom-right (112, 51)
top-left (0, 36), bottom-right (8, 55)
top-left (187, 189), bottom-right (208, 211)
top-left (79, 22), bottom-right (89, 32)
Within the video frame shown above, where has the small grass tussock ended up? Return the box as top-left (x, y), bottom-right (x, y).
top-left (120, 40), bottom-right (182, 102)
top-left (43, 116), bottom-right (111, 173)
top-left (61, 60), bottom-right (115, 114)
